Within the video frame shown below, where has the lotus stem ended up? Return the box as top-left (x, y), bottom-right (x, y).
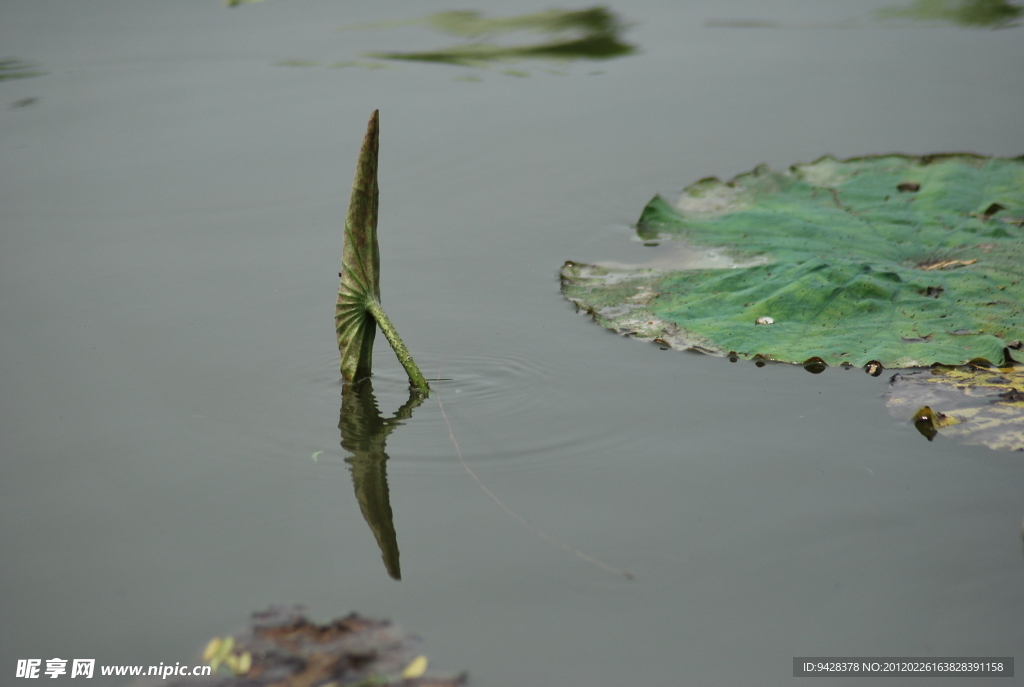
top-left (365, 298), bottom-right (430, 395)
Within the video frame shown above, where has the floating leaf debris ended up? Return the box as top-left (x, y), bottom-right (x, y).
top-left (886, 365), bottom-right (1024, 451)
top-left (161, 607), bottom-right (465, 686)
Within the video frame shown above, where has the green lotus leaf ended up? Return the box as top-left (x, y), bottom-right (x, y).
top-left (335, 111), bottom-right (429, 394)
top-left (885, 365), bottom-right (1024, 451)
top-left (561, 154), bottom-right (1024, 369)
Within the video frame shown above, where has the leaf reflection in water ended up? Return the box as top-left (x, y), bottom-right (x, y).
top-left (356, 7), bottom-right (636, 68)
top-left (877, 0), bottom-right (1023, 28)
top-left (0, 58), bottom-right (45, 81)
top-left (340, 381), bottom-right (423, 580)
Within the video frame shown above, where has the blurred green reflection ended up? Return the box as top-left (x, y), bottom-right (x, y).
top-left (878, 0), bottom-right (1022, 28)
top-left (339, 381), bottom-right (423, 580)
top-left (358, 7), bottom-right (635, 67)
top-left (0, 58), bottom-right (45, 81)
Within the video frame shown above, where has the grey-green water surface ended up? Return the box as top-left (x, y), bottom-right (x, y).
top-left (1, 1), bottom-right (1023, 685)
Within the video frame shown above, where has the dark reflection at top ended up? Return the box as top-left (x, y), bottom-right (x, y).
top-left (802, 357), bottom-right (827, 374)
top-left (0, 58), bottom-right (45, 82)
top-left (361, 7), bottom-right (636, 67)
top-left (340, 381), bottom-right (424, 580)
top-left (877, 0), bottom-right (1022, 28)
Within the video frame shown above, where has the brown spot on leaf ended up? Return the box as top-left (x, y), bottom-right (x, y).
top-left (982, 202), bottom-right (1005, 219)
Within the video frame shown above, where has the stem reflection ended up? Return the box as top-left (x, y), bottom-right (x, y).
top-left (339, 381), bottom-right (423, 580)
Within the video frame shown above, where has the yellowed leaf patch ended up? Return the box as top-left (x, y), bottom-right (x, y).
top-left (886, 365), bottom-right (1024, 451)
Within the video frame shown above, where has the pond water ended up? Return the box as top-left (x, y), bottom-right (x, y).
top-left (2, 1), bottom-right (1023, 684)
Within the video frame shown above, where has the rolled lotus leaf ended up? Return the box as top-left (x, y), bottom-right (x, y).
top-left (335, 111), bottom-right (429, 393)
